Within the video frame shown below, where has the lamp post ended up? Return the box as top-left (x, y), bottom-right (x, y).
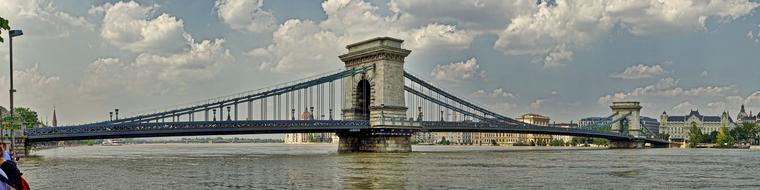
top-left (8, 29), bottom-right (22, 149)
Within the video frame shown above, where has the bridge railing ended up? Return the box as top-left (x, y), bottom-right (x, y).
top-left (373, 115), bottom-right (421, 128)
top-left (27, 120), bottom-right (370, 137)
top-left (420, 121), bottom-right (635, 141)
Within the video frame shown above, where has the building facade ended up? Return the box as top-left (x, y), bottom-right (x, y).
top-left (578, 116), bottom-right (612, 128)
top-left (515, 113), bottom-right (553, 145)
top-left (736, 104), bottom-right (759, 124)
top-left (284, 109), bottom-right (337, 144)
top-left (419, 113), bottom-right (554, 146)
top-left (548, 122), bottom-right (578, 142)
top-left (463, 113), bottom-right (555, 146)
top-left (659, 110), bottom-right (733, 142)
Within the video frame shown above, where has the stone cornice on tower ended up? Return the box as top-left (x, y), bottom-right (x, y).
top-left (339, 37), bottom-right (411, 68)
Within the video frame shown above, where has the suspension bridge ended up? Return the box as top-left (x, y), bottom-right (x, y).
top-left (22, 37), bottom-right (668, 153)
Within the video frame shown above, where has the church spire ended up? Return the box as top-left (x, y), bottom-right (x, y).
top-left (52, 106), bottom-right (57, 127)
top-left (738, 104), bottom-right (748, 120)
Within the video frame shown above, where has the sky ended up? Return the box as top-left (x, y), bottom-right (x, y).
top-left (1, 0), bottom-right (760, 127)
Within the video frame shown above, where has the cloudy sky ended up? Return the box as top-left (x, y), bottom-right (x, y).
top-left (1, 0), bottom-right (760, 126)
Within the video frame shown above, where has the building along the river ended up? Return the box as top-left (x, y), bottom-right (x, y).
top-left (659, 110), bottom-right (733, 142)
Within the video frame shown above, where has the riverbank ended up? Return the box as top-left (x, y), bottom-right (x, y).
top-left (692, 144), bottom-right (752, 149)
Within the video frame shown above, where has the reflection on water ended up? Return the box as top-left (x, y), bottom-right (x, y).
top-left (339, 153), bottom-right (411, 189)
top-left (18, 144), bottom-right (760, 189)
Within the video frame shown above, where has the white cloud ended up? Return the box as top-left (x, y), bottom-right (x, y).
top-left (610, 64), bottom-right (666, 79)
top-left (407, 23), bottom-right (474, 53)
top-left (80, 39), bottom-right (233, 96)
top-left (598, 77), bottom-right (736, 105)
top-left (748, 25), bottom-right (760, 43)
top-left (597, 92), bottom-right (628, 106)
top-left (747, 91), bottom-right (760, 104)
top-left (85, 1), bottom-right (234, 97)
top-left (96, 1), bottom-right (188, 53)
top-left (707, 101), bottom-right (727, 111)
top-left (530, 99), bottom-right (548, 110)
top-left (215, 0), bottom-right (276, 32)
top-left (671, 101), bottom-right (695, 113)
top-left (248, 19), bottom-right (341, 74)
top-left (682, 86), bottom-right (737, 96)
top-left (727, 91), bottom-right (760, 108)
top-left (494, 0), bottom-right (760, 67)
top-left (431, 57), bottom-right (484, 82)
top-left (543, 47), bottom-right (573, 68)
top-left (0, 65), bottom-right (68, 113)
top-left (0, 65), bottom-right (60, 94)
top-left (471, 88), bottom-right (516, 99)
top-left (249, 0), bottom-right (476, 74)
top-left (0, 0), bottom-right (96, 38)
top-left (388, 0), bottom-right (535, 32)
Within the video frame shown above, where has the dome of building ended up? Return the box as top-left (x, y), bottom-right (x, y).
top-left (300, 110), bottom-right (312, 120)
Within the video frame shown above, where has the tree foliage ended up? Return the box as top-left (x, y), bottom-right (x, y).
top-left (732, 122), bottom-right (759, 144)
top-left (703, 131), bottom-right (718, 144)
top-left (592, 138), bottom-right (608, 146)
top-left (549, 139), bottom-right (566, 146)
top-left (716, 126), bottom-right (735, 147)
top-left (688, 122), bottom-right (703, 147)
top-left (2, 107), bottom-right (39, 129)
top-left (0, 17), bottom-right (9, 43)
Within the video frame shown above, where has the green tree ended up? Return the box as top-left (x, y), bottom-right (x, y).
top-left (755, 123), bottom-right (760, 145)
top-left (437, 138), bottom-right (451, 145)
top-left (734, 122), bottom-right (758, 145)
top-left (2, 107), bottom-right (40, 129)
top-left (569, 137), bottom-right (580, 146)
top-left (592, 138), bottom-right (608, 146)
top-left (703, 131), bottom-right (718, 144)
top-left (716, 126), bottom-right (735, 147)
top-left (0, 17), bottom-right (9, 43)
top-left (549, 139), bottom-right (565, 146)
top-left (687, 122), bottom-right (703, 147)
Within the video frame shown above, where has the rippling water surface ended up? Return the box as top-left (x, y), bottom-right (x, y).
top-left (18, 144), bottom-right (760, 189)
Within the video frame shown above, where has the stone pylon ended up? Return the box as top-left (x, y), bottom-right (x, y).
top-left (337, 37), bottom-right (417, 152)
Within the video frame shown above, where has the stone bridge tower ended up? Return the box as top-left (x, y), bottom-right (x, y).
top-left (337, 37), bottom-right (416, 152)
top-left (610, 101), bottom-right (642, 137)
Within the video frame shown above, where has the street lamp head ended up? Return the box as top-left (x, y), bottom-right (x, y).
top-left (9, 30), bottom-right (23, 37)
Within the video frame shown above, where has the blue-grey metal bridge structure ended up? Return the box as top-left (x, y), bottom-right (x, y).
top-left (25, 65), bottom-right (668, 146)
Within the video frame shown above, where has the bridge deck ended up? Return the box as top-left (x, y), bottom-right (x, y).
top-left (26, 120), bottom-right (370, 142)
top-left (26, 120), bottom-right (667, 145)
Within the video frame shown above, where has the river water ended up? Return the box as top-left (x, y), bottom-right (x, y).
top-left (17, 144), bottom-right (760, 189)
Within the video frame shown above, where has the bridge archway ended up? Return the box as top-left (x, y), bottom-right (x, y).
top-left (355, 79), bottom-right (371, 120)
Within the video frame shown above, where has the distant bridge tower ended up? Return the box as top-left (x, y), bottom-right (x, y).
top-left (337, 37), bottom-right (415, 152)
top-left (610, 101), bottom-right (642, 137)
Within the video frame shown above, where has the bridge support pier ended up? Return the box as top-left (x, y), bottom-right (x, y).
top-left (23, 143), bottom-right (30, 157)
top-left (337, 129), bottom-right (414, 153)
top-left (609, 140), bottom-right (645, 149)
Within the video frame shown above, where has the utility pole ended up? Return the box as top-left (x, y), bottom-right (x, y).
top-left (8, 29), bottom-right (23, 151)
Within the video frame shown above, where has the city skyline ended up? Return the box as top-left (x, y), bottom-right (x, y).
top-left (2, 0), bottom-right (760, 125)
